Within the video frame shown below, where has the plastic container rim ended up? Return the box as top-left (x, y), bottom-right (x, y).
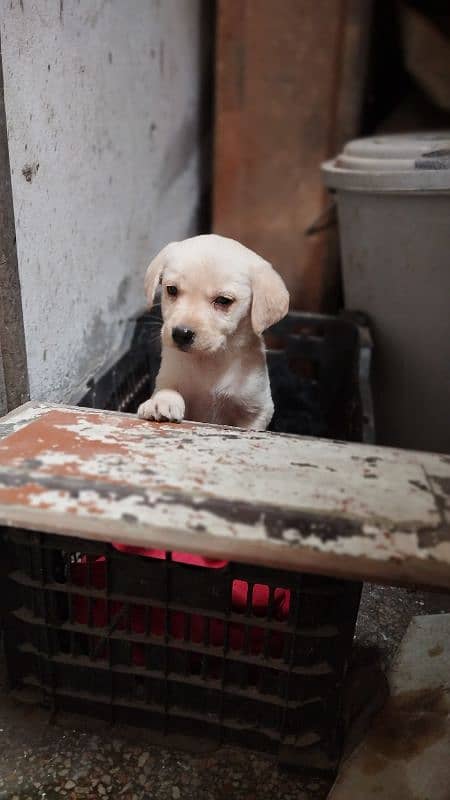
top-left (321, 158), bottom-right (450, 194)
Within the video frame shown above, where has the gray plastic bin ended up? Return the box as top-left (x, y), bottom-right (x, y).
top-left (322, 132), bottom-right (450, 453)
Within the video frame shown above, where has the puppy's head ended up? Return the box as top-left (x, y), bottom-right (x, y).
top-left (144, 234), bottom-right (289, 354)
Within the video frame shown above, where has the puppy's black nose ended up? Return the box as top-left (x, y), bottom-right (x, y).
top-left (172, 326), bottom-right (195, 349)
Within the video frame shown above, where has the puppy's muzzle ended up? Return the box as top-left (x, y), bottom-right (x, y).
top-left (172, 326), bottom-right (195, 350)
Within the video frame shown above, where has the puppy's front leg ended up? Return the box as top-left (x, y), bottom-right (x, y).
top-left (137, 389), bottom-right (185, 423)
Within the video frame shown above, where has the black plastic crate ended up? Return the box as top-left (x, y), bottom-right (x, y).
top-left (78, 308), bottom-right (374, 443)
top-left (2, 309), bottom-right (373, 773)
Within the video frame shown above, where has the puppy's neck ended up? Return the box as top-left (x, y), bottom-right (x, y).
top-left (228, 312), bottom-right (264, 347)
top-left (189, 335), bottom-right (264, 367)
top-left (225, 323), bottom-right (264, 355)
top-left (224, 331), bottom-right (266, 374)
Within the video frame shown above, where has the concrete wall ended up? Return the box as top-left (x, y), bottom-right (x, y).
top-left (1, 0), bottom-right (204, 402)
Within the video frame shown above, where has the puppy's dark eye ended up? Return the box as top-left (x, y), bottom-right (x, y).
top-left (214, 296), bottom-right (233, 308)
top-left (166, 285), bottom-right (178, 297)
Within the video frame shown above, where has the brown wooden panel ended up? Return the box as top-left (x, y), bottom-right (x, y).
top-left (213, 0), bottom-right (371, 311)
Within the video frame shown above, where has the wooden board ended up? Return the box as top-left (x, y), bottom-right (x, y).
top-left (0, 403), bottom-right (449, 589)
top-left (213, 0), bottom-right (372, 311)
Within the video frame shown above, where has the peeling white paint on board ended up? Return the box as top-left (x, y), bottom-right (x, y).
top-left (0, 410), bottom-right (443, 526)
top-left (0, 403), bottom-right (449, 588)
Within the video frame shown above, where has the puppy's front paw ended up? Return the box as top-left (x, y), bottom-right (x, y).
top-left (137, 390), bottom-right (185, 423)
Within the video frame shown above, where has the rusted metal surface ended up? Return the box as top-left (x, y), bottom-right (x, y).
top-left (0, 403), bottom-right (449, 589)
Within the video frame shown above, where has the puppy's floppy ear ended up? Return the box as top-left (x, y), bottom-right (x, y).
top-left (250, 260), bottom-right (290, 335)
top-left (144, 242), bottom-right (177, 306)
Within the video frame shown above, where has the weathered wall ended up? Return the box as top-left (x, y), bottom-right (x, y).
top-left (0, 36), bottom-right (29, 413)
top-left (1, 0), bottom-right (203, 402)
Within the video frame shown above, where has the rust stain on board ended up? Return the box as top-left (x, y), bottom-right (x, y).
top-left (0, 410), bottom-right (138, 463)
top-left (0, 409), bottom-right (195, 466)
top-left (0, 409), bottom-right (166, 486)
top-left (0, 411), bottom-right (139, 487)
top-left (0, 481), bottom-right (53, 509)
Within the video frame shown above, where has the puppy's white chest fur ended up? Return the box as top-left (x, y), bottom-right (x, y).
top-left (167, 350), bottom-right (272, 428)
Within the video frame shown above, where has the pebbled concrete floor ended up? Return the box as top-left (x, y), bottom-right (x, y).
top-left (0, 583), bottom-right (449, 800)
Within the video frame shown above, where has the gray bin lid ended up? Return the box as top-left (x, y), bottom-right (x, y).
top-left (322, 132), bottom-right (450, 193)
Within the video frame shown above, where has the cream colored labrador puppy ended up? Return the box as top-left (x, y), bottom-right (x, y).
top-left (137, 234), bottom-right (289, 430)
